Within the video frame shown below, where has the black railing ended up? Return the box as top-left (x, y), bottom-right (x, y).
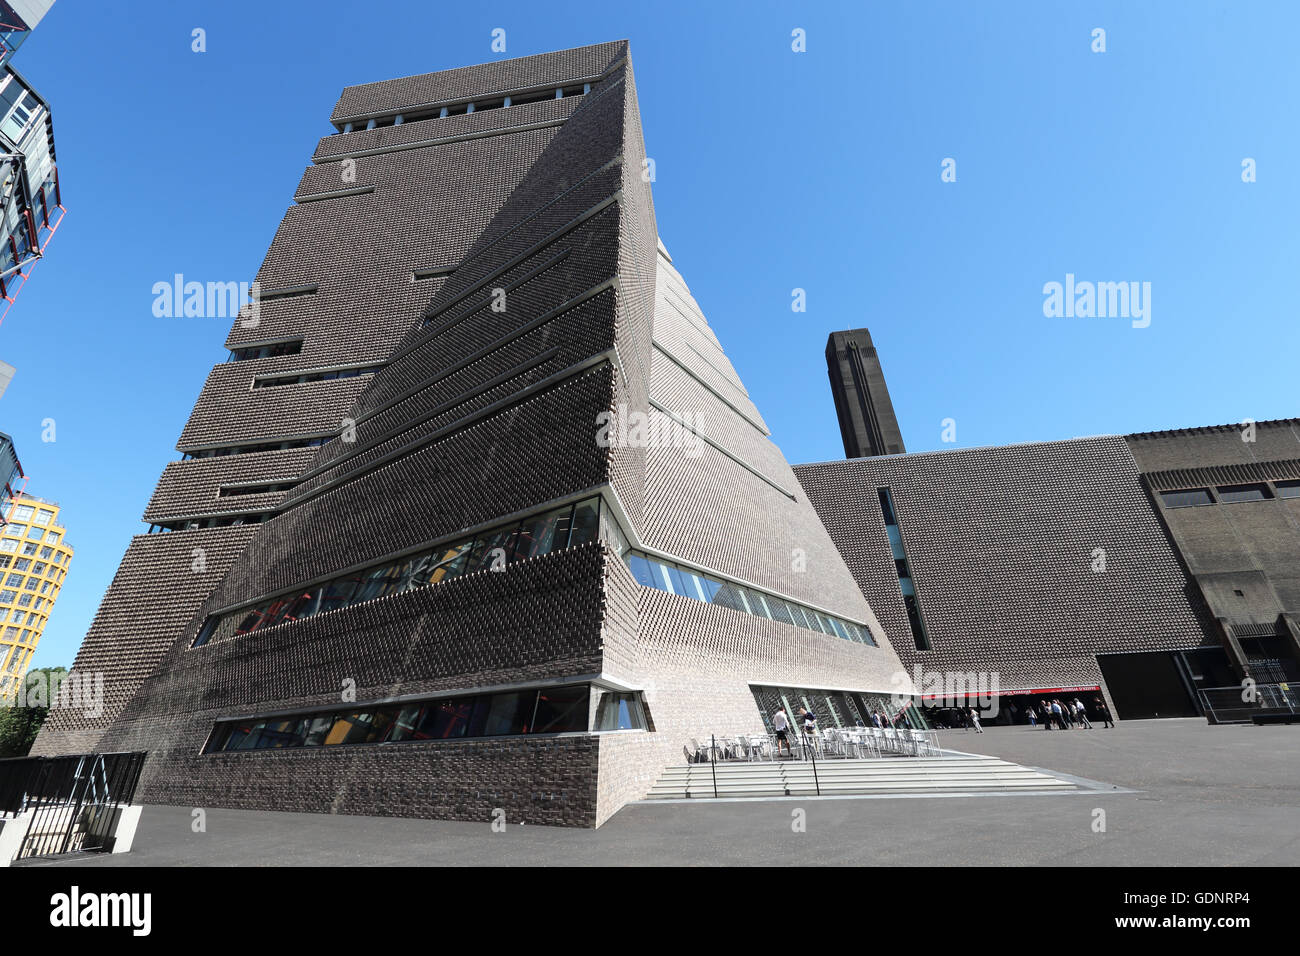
top-left (0, 751), bottom-right (146, 860)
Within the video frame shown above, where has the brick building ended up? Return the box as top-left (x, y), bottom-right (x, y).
top-left (797, 330), bottom-right (1300, 722)
top-left (34, 43), bottom-right (913, 826)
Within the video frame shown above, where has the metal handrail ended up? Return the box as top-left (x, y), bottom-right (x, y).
top-left (1197, 682), bottom-right (1299, 724)
top-left (687, 727), bottom-right (942, 764)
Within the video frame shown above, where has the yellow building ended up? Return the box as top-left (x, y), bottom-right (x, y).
top-left (0, 494), bottom-right (72, 700)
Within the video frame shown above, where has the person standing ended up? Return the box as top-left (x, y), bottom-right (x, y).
top-left (772, 706), bottom-right (793, 757)
top-left (1095, 696), bottom-right (1115, 729)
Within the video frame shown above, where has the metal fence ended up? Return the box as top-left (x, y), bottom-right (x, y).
top-left (0, 751), bottom-right (146, 860)
top-left (1197, 683), bottom-right (1300, 725)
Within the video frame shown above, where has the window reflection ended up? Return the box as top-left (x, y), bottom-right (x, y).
top-left (625, 550), bottom-right (875, 647)
top-left (197, 497), bottom-right (607, 646)
top-left (205, 685), bottom-right (594, 754)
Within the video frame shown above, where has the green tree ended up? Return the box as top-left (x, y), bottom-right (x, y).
top-left (0, 667), bottom-right (67, 757)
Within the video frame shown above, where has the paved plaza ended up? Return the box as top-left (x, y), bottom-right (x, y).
top-left (21, 719), bottom-right (1300, 867)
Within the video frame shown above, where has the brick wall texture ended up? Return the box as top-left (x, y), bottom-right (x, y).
top-left (33, 42), bottom-right (910, 828)
top-left (794, 437), bottom-right (1221, 695)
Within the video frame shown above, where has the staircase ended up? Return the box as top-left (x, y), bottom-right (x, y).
top-left (643, 754), bottom-right (1080, 800)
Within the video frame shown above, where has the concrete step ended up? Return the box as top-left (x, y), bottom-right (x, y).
top-left (643, 755), bottom-right (1078, 800)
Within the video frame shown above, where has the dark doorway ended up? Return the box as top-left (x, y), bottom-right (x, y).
top-left (1097, 652), bottom-right (1198, 719)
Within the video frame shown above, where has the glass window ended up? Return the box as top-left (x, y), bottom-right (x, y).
top-left (532, 685), bottom-right (589, 733)
top-left (21, 543), bottom-right (36, 556)
top-left (46, 533), bottom-right (59, 544)
top-left (663, 563), bottom-right (694, 598)
top-left (34, 510), bottom-right (53, 526)
top-left (387, 704), bottom-right (426, 742)
top-left (421, 541), bottom-right (472, 585)
top-left (192, 617), bottom-right (218, 648)
top-left (514, 507), bottom-right (569, 561)
top-left (353, 562), bottom-right (406, 602)
top-left (413, 697), bottom-right (477, 739)
top-left (628, 553), bottom-right (658, 588)
top-left (467, 527), bottom-right (516, 573)
top-left (596, 692), bottom-right (645, 731)
top-left (483, 691), bottom-right (533, 736)
top-left (302, 715), bottom-right (336, 746)
top-left (1216, 483), bottom-right (1272, 503)
top-left (324, 710), bottom-right (396, 746)
top-left (4, 573), bottom-right (20, 586)
top-left (1276, 479), bottom-right (1300, 499)
top-left (0, 591), bottom-right (15, 603)
top-left (318, 572), bottom-right (362, 613)
top-left (568, 498), bottom-right (599, 546)
top-left (258, 718), bottom-right (308, 749)
top-left (766, 596), bottom-right (796, 626)
top-left (39, 548), bottom-right (51, 559)
top-left (27, 527), bottom-right (43, 540)
top-left (745, 588), bottom-right (772, 619)
top-left (710, 581), bottom-right (749, 614)
top-left (12, 506), bottom-right (32, 521)
top-left (0, 541), bottom-right (14, 554)
top-left (1161, 488), bottom-right (1213, 508)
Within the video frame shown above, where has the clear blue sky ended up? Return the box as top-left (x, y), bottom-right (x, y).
top-left (5, 0), bottom-right (1297, 670)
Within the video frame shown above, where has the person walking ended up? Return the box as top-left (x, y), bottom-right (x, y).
top-left (772, 706), bottom-right (793, 757)
top-left (969, 707), bottom-right (984, 733)
top-left (1026, 705), bottom-right (1038, 728)
top-left (800, 706), bottom-right (817, 737)
top-left (1074, 698), bottom-right (1093, 729)
top-left (1050, 699), bottom-right (1065, 730)
top-left (1095, 696), bottom-right (1115, 729)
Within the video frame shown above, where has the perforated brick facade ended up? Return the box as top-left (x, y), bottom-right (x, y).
top-left (35, 42), bottom-right (908, 827)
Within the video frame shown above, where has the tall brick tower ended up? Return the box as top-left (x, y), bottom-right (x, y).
top-left (38, 43), bottom-right (909, 826)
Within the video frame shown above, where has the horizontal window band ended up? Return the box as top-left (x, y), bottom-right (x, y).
top-left (177, 434), bottom-right (336, 456)
top-left (251, 362), bottom-right (383, 389)
top-left (627, 550), bottom-right (876, 647)
top-left (313, 118), bottom-right (568, 163)
top-left (597, 483), bottom-right (874, 631)
top-left (201, 683), bottom-right (606, 754)
top-left (193, 494), bottom-right (611, 642)
top-left (294, 185), bottom-right (375, 203)
top-left (328, 56), bottom-right (625, 127)
top-left (212, 673), bottom-right (631, 724)
top-left (255, 283), bottom-right (318, 301)
top-left (412, 264), bottom-right (457, 281)
top-left (208, 485), bottom-right (608, 620)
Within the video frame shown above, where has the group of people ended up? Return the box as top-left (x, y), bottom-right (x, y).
top-left (769, 704), bottom-right (903, 757)
top-left (1026, 696), bottom-right (1114, 730)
